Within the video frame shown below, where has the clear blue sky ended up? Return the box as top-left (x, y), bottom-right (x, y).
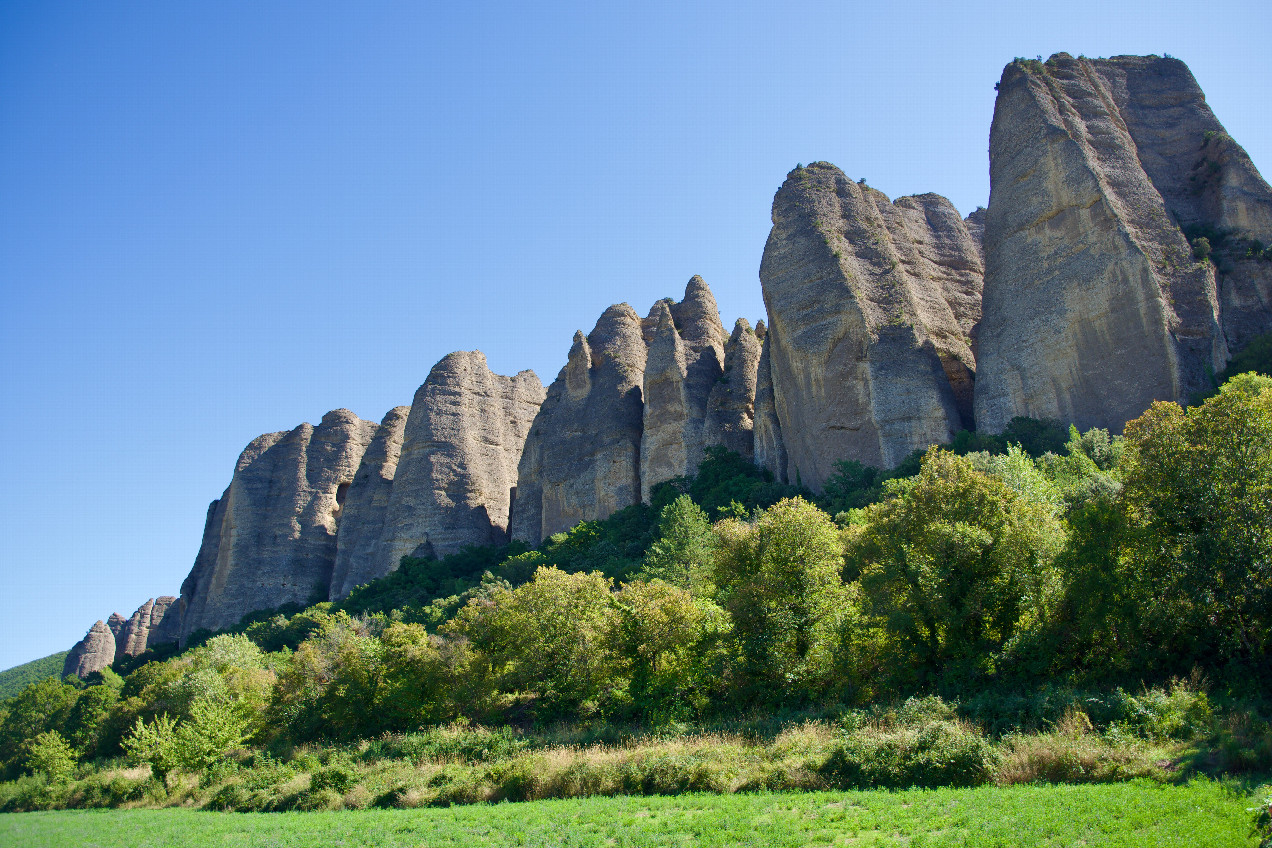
top-left (2, 1), bottom-right (1269, 671)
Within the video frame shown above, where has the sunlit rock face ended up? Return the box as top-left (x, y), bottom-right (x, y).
top-left (759, 162), bottom-right (981, 489)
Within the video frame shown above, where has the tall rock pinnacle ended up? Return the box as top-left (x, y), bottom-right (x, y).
top-left (759, 162), bottom-right (980, 489)
top-left (972, 54), bottom-right (1267, 433)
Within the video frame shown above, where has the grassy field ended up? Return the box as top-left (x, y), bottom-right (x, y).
top-left (0, 781), bottom-right (1258, 847)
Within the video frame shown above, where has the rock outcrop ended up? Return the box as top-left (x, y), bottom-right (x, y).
top-left (974, 54), bottom-right (1249, 434)
top-left (704, 318), bottom-right (763, 460)
top-left (328, 406), bottom-right (410, 599)
top-left (639, 277), bottom-right (729, 500)
top-left (115, 597), bottom-right (177, 658)
top-left (174, 409), bottom-right (377, 638)
top-left (512, 304), bottom-right (647, 544)
top-left (752, 322), bottom-right (789, 482)
top-left (63, 620), bottom-right (115, 679)
top-left (374, 352), bottom-right (544, 571)
top-left (759, 162), bottom-right (981, 489)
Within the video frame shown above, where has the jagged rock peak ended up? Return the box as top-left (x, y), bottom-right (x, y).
top-left (63, 620), bottom-right (115, 679)
top-left (973, 52), bottom-right (1252, 435)
top-left (670, 275), bottom-right (728, 354)
top-left (374, 351), bottom-right (544, 571)
top-left (512, 304), bottom-right (647, 544)
top-left (116, 597), bottom-right (177, 657)
top-left (759, 162), bottom-right (978, 487)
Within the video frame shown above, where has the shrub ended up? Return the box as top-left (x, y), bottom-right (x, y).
top-left (818, 720), bottom-right (998, 789)
top-left (310, 765), bottom-right (356, 794)
top-left (363, 725), bottom-right (529, 764)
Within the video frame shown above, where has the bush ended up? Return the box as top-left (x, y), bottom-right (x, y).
top-left (363, 725), bottom-right (529, 765)
top-left (310, 765), bottom-right (356, 794)
top-left (818, 720), bottom-right (998, 789)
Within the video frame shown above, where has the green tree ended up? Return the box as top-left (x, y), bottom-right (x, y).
top-left (615, 579), bottom-right (729, 721)
top-left (0, 676), bottom-right (79, 778)
top-left (713, 497), bottom-right (849, 700)
top-left (1106, 374), bottom-right (1272, 665)
top-left (639, 495), bottom-right (717, 593)
top-left (450, 566), bottom-right (622, 719)
top-left (848, 449), bottom-right (1063, 683)
top-left (24, 730), bottom-right (77, 783)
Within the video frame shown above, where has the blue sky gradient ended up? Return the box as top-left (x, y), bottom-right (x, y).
top-left (2, 1), bottom-right (1269, 669)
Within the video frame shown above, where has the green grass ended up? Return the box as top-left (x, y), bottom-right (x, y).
top-left (0, 781), bottom-right (1256, 847)
top-left (0, 653), bottom-right (67, 701)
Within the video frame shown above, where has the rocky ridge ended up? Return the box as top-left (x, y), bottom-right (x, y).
top-left (64, 53), bottom-right (1272, 666)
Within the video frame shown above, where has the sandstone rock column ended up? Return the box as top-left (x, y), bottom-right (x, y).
top-left (974, 54), bottom-right (1229, 435)
top-left (759, 162), bottom-right (977, 489)
top-left (512, 304), bottom-right (647, 544)
top-left (374, 351), bottom-right (544, 570)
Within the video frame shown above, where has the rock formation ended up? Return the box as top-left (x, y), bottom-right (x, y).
top-left (752, 322), bottom-right (789, 482)
top-left (174, 409), bottom-right (377, 637)
top-left (328, 406), bottom-right (410, 599)
top-left (373, 352), bottom-right (544, 572)
top-left (759, 162), bottom-right (981, 489)
top-left (703, 318), bottom-right (763, 460)
top-left (974, 54), bottom-right (1249, 434)
top-left (639, 277), bottom-right (729, 500)
top-left (512, 304), bottom-right (647, 544)
top-left (114, 597), bottom-right (177, 658)
top-left (63, 620), bottom-right (115, 679)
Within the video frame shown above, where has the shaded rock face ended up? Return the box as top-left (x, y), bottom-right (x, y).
top-left (639, 277), bottom-right (729, 500)
top-left (64, 620), bottom-right (115, 679)
top-left (115, 597), bottom-right (177, 658)
top-left (328, 406), bottom-right (410, 599)
top-left (373, 352), bottom-right (544, 574)
top-left (175, 409), bottom-right (377, 638)
top-left (513, 304), bottom-right (647, 544)
top-left (759, 162), bottom-right (980, 489)
top-left (973, 54), bottom-right (1263, 435)
top-left (704, 318), bottom-right (763, 460)
top-left (753, 325), bottom-right (788, 482)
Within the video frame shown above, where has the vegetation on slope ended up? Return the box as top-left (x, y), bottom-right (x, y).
top-left (1, 373), bottom-right (1269, 812)
top-left (0, 653), bottom-right (67, 701)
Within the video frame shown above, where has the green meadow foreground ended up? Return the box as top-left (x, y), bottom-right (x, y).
top-left (0, 782), bottom-right (1259, 848)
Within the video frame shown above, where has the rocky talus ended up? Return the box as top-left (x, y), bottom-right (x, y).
top-left (512, 305), bottom-right (648, 545)
top-left (974, 54), bottom-right (1246, 433)
top-left (759, 162), bottom-right (982, 489)
top-left (63, 620), bottom-right (116, 679)
top-left (373, 352), bottom-right (544, 572)
top-left (174, 410), bottom-right (377, 638)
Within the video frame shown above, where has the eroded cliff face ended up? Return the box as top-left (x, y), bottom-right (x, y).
top-left (327, 406), bottom-right (410, 600)
top-left (374, 352), bottom-right (544, 571)
top-left (704, 318), bottom-right (763, 460)
top-left (114, 597), bottom-right (177, 657)
top-left (973, 54), bottom-right (1248, 434)
top-left (759, 163), bottom-right (981, 489)
top-left (512, 305), bottom-right (647, 544)
top-left (175, 410), bottom-right (377, 637)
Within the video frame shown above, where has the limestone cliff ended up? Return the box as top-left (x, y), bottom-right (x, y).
top-left (374, 352), bottom-right (544, 571)
top-left (174, 409), bottom-right (377, 638)
top-left (328, 406), bottom-right (410, 599)
top-left (752, 323), bottom-right (789, 482)
top-left (759, 162), bottom-right (980, 489)
top-left (974, 54), bottom-right (1244, 434)
top-left (63, 620), bottom-right (115, 679)
top-left (512, 304), bottom-right (647, 544)
top-left (115, 597), bottom-right (177, 657)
